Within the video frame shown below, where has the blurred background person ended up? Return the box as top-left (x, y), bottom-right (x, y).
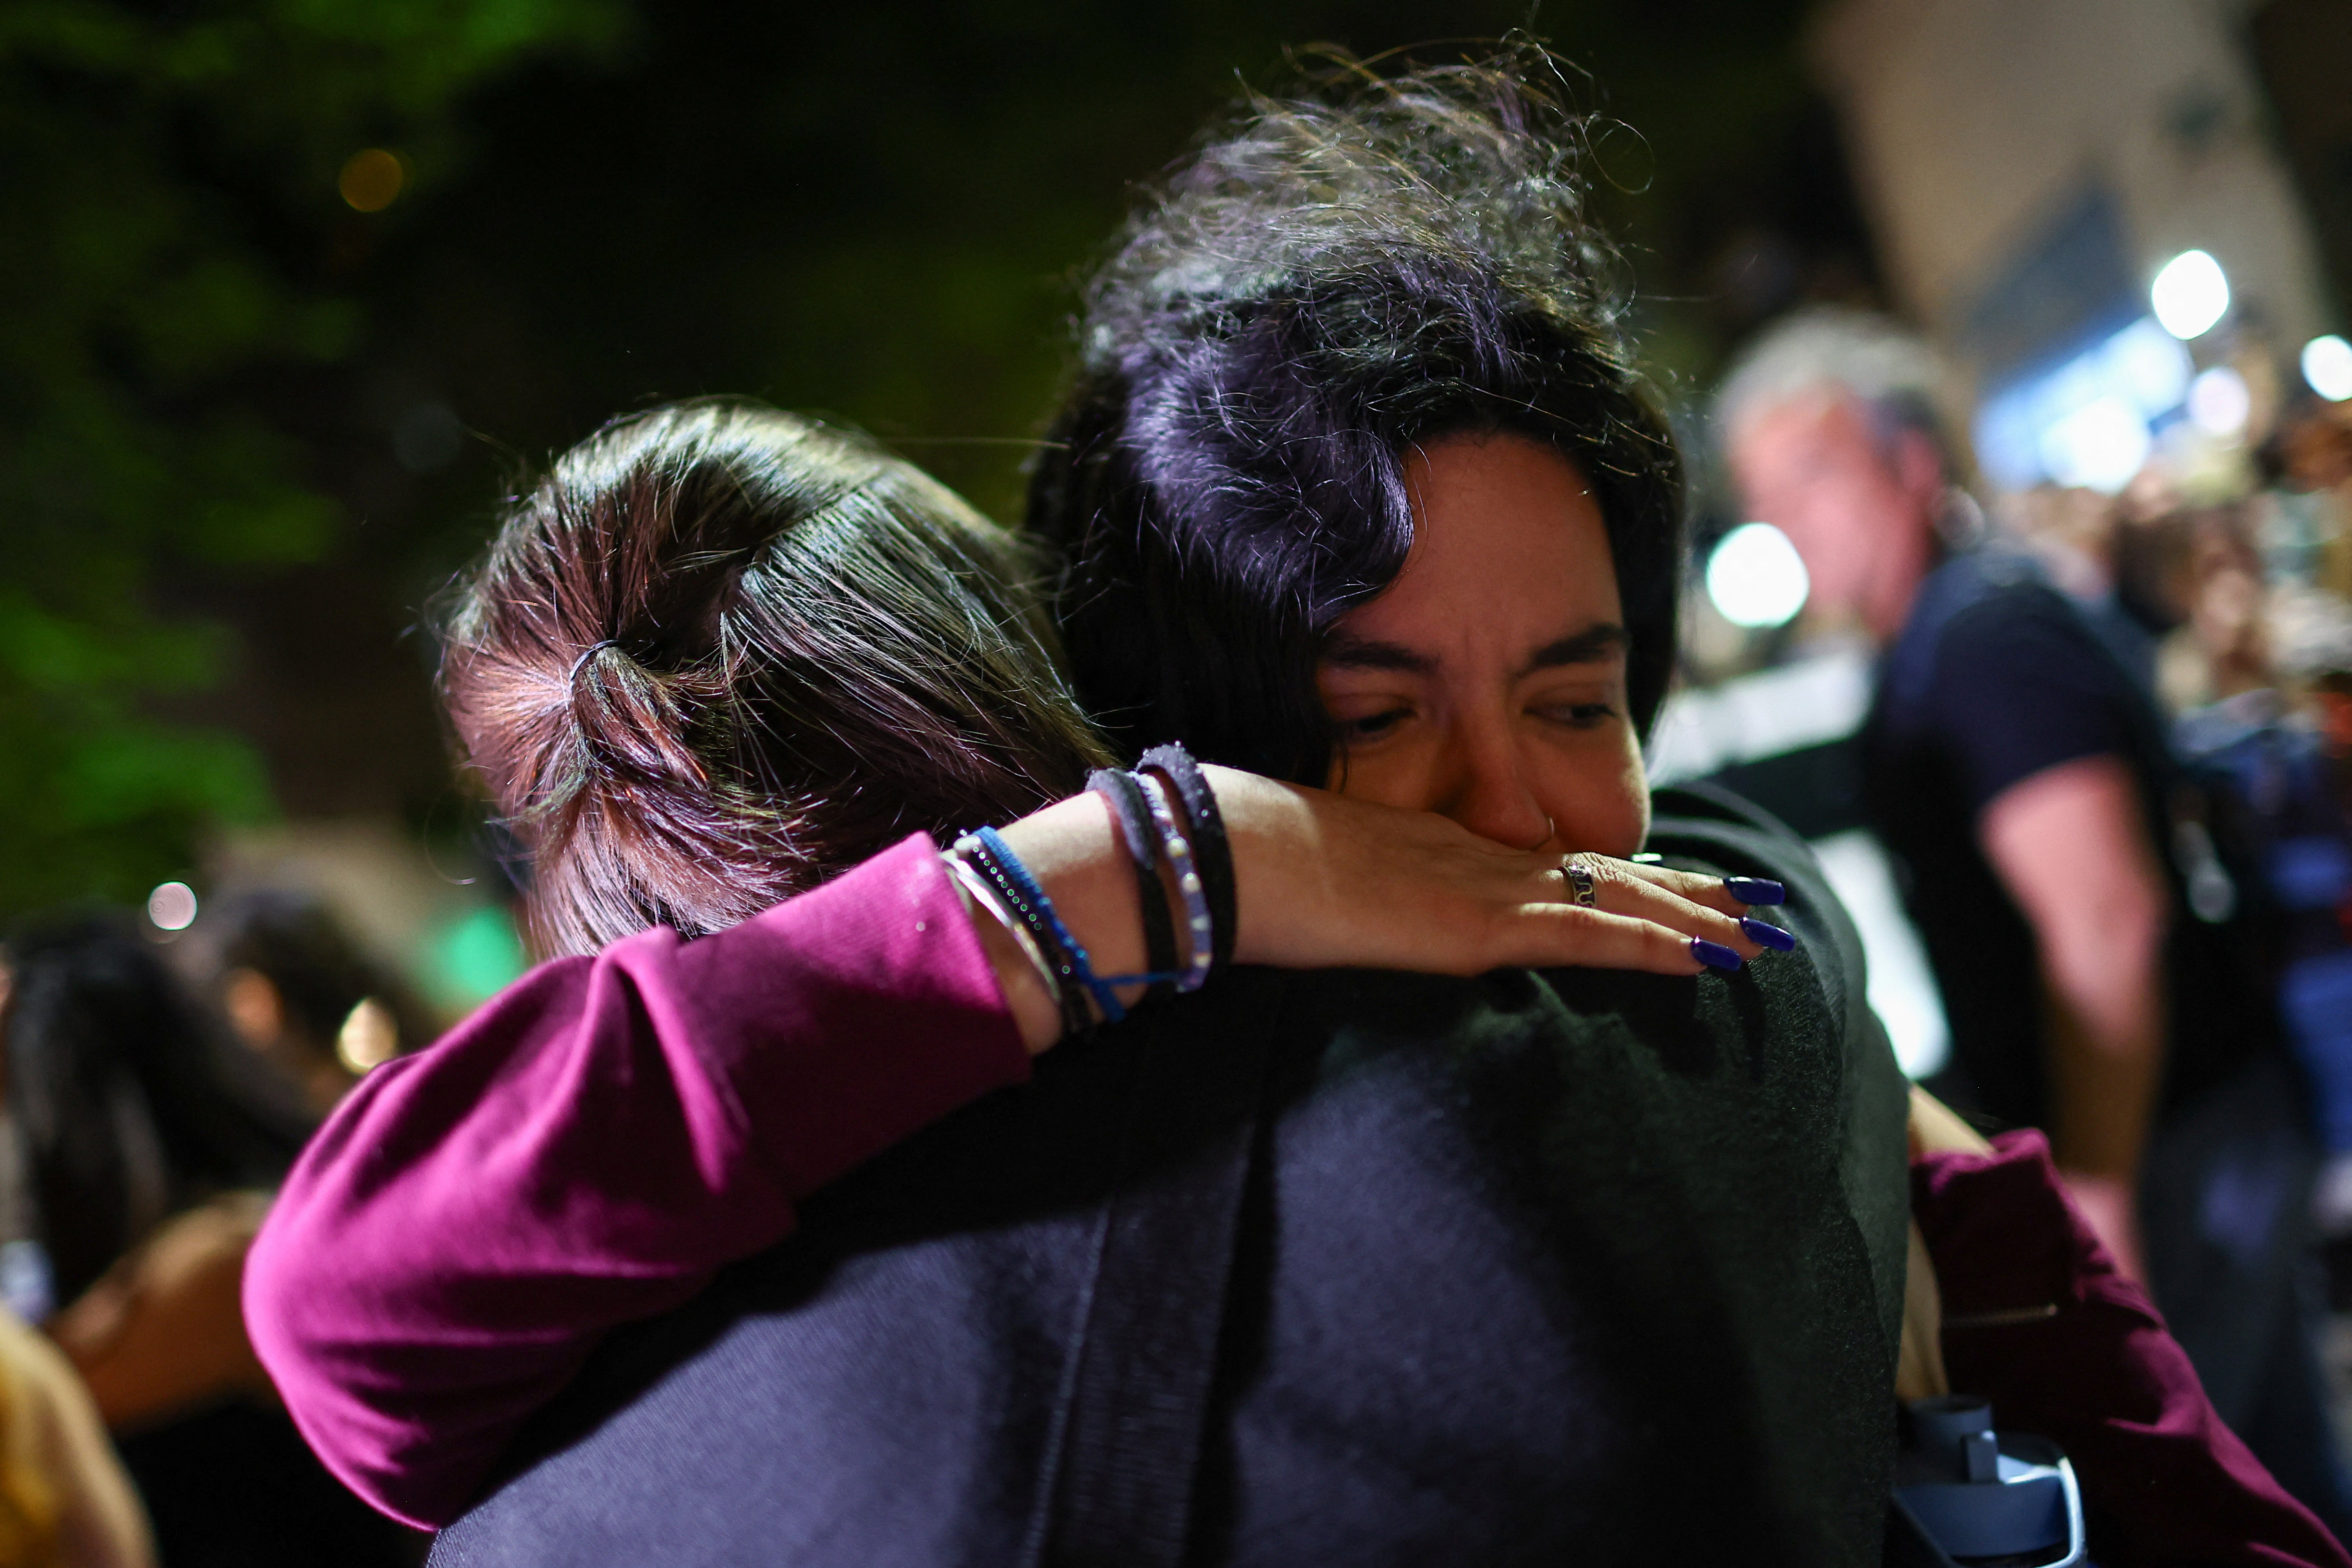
top-left (171, 891), bottom-right (432, 1123)
top-left (1719, 306), bottom-right (2352, 1533)
top-left (1, 919), bottom-right (423, 1566)
top-left (0, 1305), bottom-right (155, 1568)
top-left (2154, 505), bottom-right (2352, 1247)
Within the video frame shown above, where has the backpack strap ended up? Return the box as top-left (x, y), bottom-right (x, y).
top-left (1028, 974), bottom-right (1281, 1568)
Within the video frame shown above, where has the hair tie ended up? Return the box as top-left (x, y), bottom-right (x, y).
top-left (568, 640), bottom-right (619, 684)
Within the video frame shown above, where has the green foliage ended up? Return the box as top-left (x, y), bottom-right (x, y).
top-left (0, 0), bottom-right (616, 914)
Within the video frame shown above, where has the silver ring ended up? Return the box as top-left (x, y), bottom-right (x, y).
top-left (1561, 855), bottom-right (1598, 908)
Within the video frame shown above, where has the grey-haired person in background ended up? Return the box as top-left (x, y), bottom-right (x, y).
top-left (1721, 306), bottom-right (2352, 1533)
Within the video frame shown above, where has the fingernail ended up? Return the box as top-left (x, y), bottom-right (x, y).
top-left (1690, 938), bottom-right (1744, 972)
top-left (1741, 917), bottom-right (1796, 951)
top-left (1724, 877), bottom-right (1785, 906)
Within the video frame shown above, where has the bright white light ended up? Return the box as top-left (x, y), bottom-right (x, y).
top-left (2304, 335), bottom-right (2352, 402)
top-left (147, 881), bottom-right (198, 932)
top-left (2187, 365), bottom-right (2251, 436)
top-left (2151, 250), bottom-right (2230, 340)
top-left (2040, 396), bottom-right (2151, 494)
top-left (1705, 522), bottom-right (1811, 629)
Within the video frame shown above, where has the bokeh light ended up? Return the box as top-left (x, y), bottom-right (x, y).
top-left (147, 880), bottom-right (198, 931)
top-left (2187, 365), bottom-right (2251, 436)
top-left (336, 997), bottom-right (400, 1074)
top-left (338, 149), bottom-right (407, 213)
top-left (2151, 250), bottom-right (2229, 340)
top-left (2303, 335), bottom-right (2352, 402)
top-left (2039, 397), bottom-right (2151, 494)
top-left (1705, 522), bottom-right (1811, 629)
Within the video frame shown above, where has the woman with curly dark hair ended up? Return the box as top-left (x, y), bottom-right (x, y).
top-left (1031, 48), bottom-right (1681, 799)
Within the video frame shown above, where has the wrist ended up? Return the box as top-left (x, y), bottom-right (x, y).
top-left (975, 750), bottom-right (1237, 1044)
top-left (945, 858), bottom-right (1063, 1055)
top-left (1197, 765), bottom-right (1316, 967)
top-left (994, 795), bottom-right (1146, 973)
top-left (988, 794), bottom-right (1150, 1039)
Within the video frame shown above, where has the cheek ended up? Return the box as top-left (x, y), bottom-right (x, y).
top-left (1540, 738), bottom-right (1651, 856)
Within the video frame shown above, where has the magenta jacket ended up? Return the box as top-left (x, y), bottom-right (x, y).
top-left (1913, 1131), bottom-right (2348, 1566)
top-left (243, 835), bottom-right (1029, 1529)
top-left (246, 835), bottom-right (2347, 1563)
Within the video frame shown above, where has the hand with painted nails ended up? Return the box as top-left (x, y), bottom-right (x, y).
top-left (1196, 767), bottom-right (1788, 981)
top-left (977, 769), bottom-right (1801, 1051)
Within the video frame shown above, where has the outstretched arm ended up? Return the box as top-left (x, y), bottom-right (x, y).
top-left (248, 770), bottom-right (1772, 1528)
top-left (244, 835), bottom-right (1027, 1528)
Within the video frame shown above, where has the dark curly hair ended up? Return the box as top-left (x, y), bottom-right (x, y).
top-left (1030, 45), bottom-right (1684, 784)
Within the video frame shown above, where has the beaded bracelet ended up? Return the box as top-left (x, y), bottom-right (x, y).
top-left (944, 851), bottom-right (1060, 1001)
top-left (1139, 743), bottom-right (1236, 967)
top-left (1086, 768), bottom-right (1178, 1005)
top-left (956, 829), bottom-right (1105, 1030)
top-left (1135, 772), bottom-right (1215, 992)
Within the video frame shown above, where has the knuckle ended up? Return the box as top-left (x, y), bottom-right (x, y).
top-left (1555, 903), bottom-right (1612, 944)
top-left (1584, 855), bottom-right (1631, 892)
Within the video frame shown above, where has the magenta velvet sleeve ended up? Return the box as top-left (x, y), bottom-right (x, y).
top-left (243, 833), bottom-right (1030, 1530)
top-left (1915, 1130), bottom-right (2350, 1568)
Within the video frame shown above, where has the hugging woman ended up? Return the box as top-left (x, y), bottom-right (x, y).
top-left (247, 51), bottom-right (2340, 1568)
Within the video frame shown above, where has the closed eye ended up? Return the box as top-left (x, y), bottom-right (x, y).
top-left (1537, 701), bottom-right (1619, 730)
top-left (1339, 706), bottom-right (1414, 743)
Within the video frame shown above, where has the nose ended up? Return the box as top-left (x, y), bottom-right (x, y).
top-left (1432, 712), bottom-right (1553, 851)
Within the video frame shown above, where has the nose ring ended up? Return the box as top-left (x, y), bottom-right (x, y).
top-left (1523, 816), bottom-right (1554, 852)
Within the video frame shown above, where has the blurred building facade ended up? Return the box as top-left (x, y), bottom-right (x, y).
top-left (1812, 0), bottom-right (2336, 452)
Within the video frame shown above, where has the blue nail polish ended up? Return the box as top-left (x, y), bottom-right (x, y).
top-left (1724, 877), bottom-right (1785, 906)
top-left (1740, 917), bottom-right (1796, 951)
top-left (1690, 938), bottom-right (1744, 972)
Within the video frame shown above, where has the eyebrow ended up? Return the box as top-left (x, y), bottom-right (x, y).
top-left (1515, 623), bottom-right (1630, 680)
top-left (1318, 634), bottom-right (1438, 675)
top-left (1318, 621), bottom-right (1629, 681)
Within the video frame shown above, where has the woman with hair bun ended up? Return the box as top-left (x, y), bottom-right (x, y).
top-left (248, 397), bottom-right (1771, 1531)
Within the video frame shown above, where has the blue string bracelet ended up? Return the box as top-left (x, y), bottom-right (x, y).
top-left (970, 827), bottom-right (1180, 996)
top-left (967, 826), bottom-right (1175, 1026)
top-left (956, 834), bottom-right (1092, 1033)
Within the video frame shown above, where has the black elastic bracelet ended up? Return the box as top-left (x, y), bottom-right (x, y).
top-left (956, 832), bottom-right (1096, 1036)
top-left (1140, 743), bottom-right (1236, 967)
top-left (1087, 768), bottom-right (1178, 1005)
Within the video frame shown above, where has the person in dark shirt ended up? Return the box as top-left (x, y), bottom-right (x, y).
top-left (1722, 306), bottom-right (2352, 1534)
